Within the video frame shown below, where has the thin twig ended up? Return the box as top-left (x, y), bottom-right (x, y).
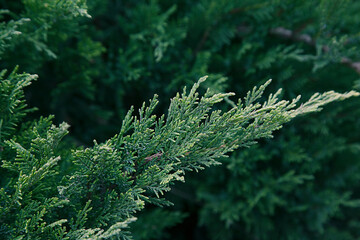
top-left (194, 27), bottom-right (211, 57)
top-left (269, 27), bottom-right (360, 74)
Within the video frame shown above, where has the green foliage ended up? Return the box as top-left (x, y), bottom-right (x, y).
top-left (130, 208), bottom-right (187, 240)
top-left (0, 68), bottom-right (36, 141)
top-left (1, 0), bottom-right (360, 239)
top-left (0, 70), bottom-right (357, 239)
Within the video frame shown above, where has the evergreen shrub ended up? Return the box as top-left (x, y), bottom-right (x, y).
top-left (1, 0), bottom-right (360, 239)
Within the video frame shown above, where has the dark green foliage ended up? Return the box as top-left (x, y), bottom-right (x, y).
top-left (1, 0), bottom-right (360, 239)
top-left (130, 208), bottom-right (187, 240)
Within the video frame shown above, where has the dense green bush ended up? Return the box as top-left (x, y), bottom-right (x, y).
top-left (1, 0), bottom-right (360, 239)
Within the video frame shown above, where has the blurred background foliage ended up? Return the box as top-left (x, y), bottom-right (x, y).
top-left (1, 0), bottom-right (360, 239)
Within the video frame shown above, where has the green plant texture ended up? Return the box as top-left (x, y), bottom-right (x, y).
top-left (1, 0), bottom-right (360, 239)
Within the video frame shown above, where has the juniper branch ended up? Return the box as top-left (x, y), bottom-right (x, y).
top-left (65, 77), bottom-right (359, 229)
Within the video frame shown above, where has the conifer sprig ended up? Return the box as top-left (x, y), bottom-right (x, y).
top-left (0, 67), bottom-right (37, 142)
top-left (61, 76), bottom-right (358, 236)
top-left (1, 71), bottom-right (358, 239)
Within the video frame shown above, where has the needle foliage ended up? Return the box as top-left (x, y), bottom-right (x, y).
top-left (1, 0), bottom-right (360, 239)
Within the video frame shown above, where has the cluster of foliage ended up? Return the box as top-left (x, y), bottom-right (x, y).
top-left (1, 0), bottom-right (360, 239)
